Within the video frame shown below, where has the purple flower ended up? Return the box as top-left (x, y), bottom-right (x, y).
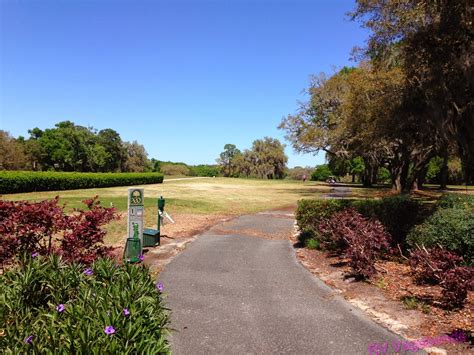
top-left (31, 252), bottom-right (39, 258)
top-left (139, 254), bottom-right (145, 262)
top-left (123, 308), bottom-right (130, 317)
top-left (24, 335), bottom-right (33, 344)
top-left (104, 326), bottom-right (115, 335)
top-left (56, 304), bottom-right (65, 313)
top-left (156, 281), bottom-right (164, 292)
top-left (84, 268), bottom-right (93, 276)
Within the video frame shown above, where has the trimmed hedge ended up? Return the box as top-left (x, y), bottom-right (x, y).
top-left (0, 171), bottom-right (164, 194)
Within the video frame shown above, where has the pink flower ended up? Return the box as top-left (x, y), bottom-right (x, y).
top-left (56, 304), bottom-right (65, 313)
top-left (139, 254), bottom-right (145, 262)
top-left (123, 308), bottom-right (130, 317)
top-left (104, 326), bottom-right (115, 335)
top-left (156, 281), bottom-right (164, 292)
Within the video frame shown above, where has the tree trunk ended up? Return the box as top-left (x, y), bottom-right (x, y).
top-left (390, 155), bottom-right (409, 193)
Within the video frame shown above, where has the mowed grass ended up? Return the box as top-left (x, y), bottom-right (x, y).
top-left (1, 177), bottom-right (384, 245)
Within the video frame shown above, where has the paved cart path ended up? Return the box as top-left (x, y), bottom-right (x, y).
top-left (159, 210), bottom-right (410, 354)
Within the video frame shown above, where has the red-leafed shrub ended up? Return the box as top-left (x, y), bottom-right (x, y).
top-left (409, 246), bottom-right (464, 284)
top-left (441, 267), bottom-right (473, 308)
top-left (0, 197), bottom-right (118, 266)
top-left (409, 246), bottom-right (473, 308)
top-left (60, 198), bottom-right (117, 264)
top-left (319, 208), bottom-right (391, 279)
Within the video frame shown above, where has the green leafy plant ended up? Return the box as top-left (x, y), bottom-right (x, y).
top-left (0, 255), bottom-right (169, 353)
top-left (305, 238), bottom-right (320, 250)
top-left (407, 207), bottom-right (473, 264)
top-left (310, 164), bottom-right (333, 181)
top-left (401, 296), bottom-right (420, 310)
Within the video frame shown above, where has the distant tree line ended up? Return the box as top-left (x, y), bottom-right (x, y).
top-left (217, 138), bottom-right (288, 179)
top-left (0, 121), bottom-right (222, 177)
top-left (279, 1), bottom-right (473, 191)
top-left (1, 121), bottom-right (149, 172)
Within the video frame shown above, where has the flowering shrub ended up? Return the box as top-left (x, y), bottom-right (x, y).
top-left (0, 255), bottom-right (169, 353)
top-left (409, 246), bottom-right (473, 308)
top-left (319, 208), bottom-right (391, 279)
top-left (0, 197), bottom-right (118, 266)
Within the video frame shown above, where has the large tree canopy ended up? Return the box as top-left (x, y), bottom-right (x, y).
top-left (280, 1), bottom-right (473, 190)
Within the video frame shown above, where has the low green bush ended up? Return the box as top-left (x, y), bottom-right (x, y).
top-left (407, 207), bottom-right (473, 264)
top-left (0, 255), bottom-right (169, 353)
top-left (189, 165), bottom-right (220, 177)
top-left (296, 199), bottom-right (349, 233)
top-left (0, 171), bottom-right (164, 194)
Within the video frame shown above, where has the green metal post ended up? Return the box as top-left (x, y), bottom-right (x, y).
top-left (124, 223), bottom-right (141, 263)
top-left (158, 196), bottom-right (165, 233)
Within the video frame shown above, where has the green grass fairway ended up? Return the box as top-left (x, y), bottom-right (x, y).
top-left (1, 177), bottom-right (386, 245)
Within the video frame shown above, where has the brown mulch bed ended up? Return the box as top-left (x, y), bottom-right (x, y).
top-left (292, 234), bottom-right (473, 353)
top-left (375, 260), bottom-right (473, 338)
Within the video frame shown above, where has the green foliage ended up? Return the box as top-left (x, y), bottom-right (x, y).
top-left (0, 255), bottom-right (169, 353)
top-left (218, 139), bottom-right (288, 179)
top-left (437, 193), bottom-right (474, 210)
top-left (377, 167), bottom-right (391, 184)
top-left (425, 156), bottom-right (443, 183)
top-left (217, 144), bottom-right (241, 177)
top-left (0, 171), bottom-right (164, 194)
top-left (295, 199), bottom-right (349, 242)
top-left (189, 165), bottom-right (220, 177)
top-left (305, 238), bottom-right (320, 250)
top-left (310, 164), bottom-right (333, 181)
top-left (407, 207), bottom-right (473, 264)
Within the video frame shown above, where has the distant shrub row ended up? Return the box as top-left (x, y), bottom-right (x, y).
top-left (0, 171), bottom-right (164, 194)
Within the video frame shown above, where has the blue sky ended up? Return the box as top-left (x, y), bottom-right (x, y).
top-left (0, 0), bottom-right (367, 167)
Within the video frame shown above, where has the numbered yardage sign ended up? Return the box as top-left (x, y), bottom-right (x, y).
top-left (127, 188), bottom-right (144, 246)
